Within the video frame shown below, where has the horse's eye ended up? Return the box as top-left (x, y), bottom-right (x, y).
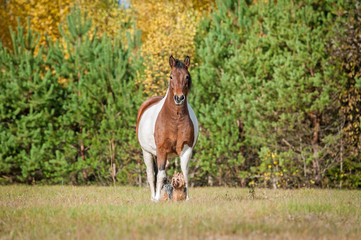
top-left (185, 76), bottom-right (190, 86)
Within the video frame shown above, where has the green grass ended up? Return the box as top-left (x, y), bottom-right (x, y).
top-left (0, 186), bottom-right (360, 239)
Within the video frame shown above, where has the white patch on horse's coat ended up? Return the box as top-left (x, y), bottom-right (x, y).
top-left (180, 144), bottom-right (192, 200)
top-left (187, 99), bottom-right (199, 148)
top-left (143, 150), bottom-right (156, 201)
top-left (180, 144), bottom-right (192, 157)
top-left (155, 170), bottom-right (166, 201)
top-left (138, 90), bottom-right (169, 156)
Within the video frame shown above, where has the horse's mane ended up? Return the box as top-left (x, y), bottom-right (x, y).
top-left (174, 59), bottom-right (187, 69)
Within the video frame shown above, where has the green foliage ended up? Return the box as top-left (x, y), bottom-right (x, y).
top-left (1, 1), bottom-right (360, 188)
top-left (328, 1), bottom-right (361, 157)
top-left (0, 9), bottom-right (143, 184)
top-left (325, 1), bottom-right (361, 188)
top-left (0, 19), bottom-right (67, 183)
top-left (192, 0), bottom-right (357, 187)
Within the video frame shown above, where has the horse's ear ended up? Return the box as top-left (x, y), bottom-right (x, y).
top-left (169, 55), bottom-right (176, 68)
top-left (184, 56), bottom-right (190, 69)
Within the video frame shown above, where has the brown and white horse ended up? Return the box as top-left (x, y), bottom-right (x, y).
top-left (136, 56), bottom-right (198, 202)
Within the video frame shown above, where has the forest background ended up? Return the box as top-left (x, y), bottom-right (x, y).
top-left (0, 0), bottom-right (360, 188)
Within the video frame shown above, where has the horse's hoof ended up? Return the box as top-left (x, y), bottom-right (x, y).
top-left (151, 197), bottom-right (160, 203)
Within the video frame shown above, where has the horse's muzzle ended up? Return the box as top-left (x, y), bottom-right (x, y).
top-left (174, 94), bottom-right (185, 106)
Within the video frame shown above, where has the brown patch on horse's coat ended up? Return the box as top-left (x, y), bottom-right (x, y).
top-left (136, 96), bottom-right (163, 139)
top-left (154, 95), bottom-right (194, 170)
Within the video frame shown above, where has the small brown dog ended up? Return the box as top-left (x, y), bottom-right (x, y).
top-left (160, 171), bottom-right (187, 202)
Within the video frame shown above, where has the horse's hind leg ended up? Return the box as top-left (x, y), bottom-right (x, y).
top-left (180, 145), bottom-right (192, 200)
top-left (143, 150), bottom-right (156, 201)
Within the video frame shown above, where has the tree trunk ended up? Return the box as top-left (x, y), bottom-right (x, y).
top-left (109, 136), bottom-right (117, 185)
top-left (309, 112), bottom-right (321, 184)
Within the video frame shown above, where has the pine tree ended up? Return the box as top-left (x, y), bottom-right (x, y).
top-left (0, 19), bottom-right (68, 183)
top-left (193, 0), bottom-right (346, 187)
top-left (327, 1), bottom-right (361, 187)
top-left (0, 8), bottom-right (144, 184)
top-left (192, 0), bottom-right (253, 186)
top-left (50, 8), bottom-right (143, 184)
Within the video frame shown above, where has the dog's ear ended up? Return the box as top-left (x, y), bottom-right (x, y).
top-left (180, 172), bottom-right (184, 176)
top-left (174, 170), bottom-right (177, 175)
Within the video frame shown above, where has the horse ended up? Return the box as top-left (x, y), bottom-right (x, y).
top-left (136, 55), bottom-right (199, 202)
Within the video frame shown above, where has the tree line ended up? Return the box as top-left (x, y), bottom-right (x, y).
top-left (0, 0), bottom-right (360, 188)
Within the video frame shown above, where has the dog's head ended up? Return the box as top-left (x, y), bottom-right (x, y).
top-left (171, 171), bottom-right (186, 189)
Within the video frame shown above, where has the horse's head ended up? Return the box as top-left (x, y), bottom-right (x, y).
top-left (168, 55), bottom-right (191, 106)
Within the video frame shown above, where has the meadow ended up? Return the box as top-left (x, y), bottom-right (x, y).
top-left (0, 186), bottom-right (360, 239)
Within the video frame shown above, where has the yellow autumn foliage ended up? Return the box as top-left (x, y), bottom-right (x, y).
top-left (71, 0), bottom-right (132, 42)
top-left (131, 0), bottom-right (214, 95)
top-left (1, 0), bottom-right (214, 95)
top-left (0, 0), bottom-right (71, 49)
top-left (0, 0), bottom-right (132, 50)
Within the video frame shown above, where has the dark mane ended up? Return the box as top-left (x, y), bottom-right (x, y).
top-left (174, 59), bottom-right (187, 69)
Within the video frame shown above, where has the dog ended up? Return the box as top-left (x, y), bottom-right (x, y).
top-left (160, 171), bottom-right (187, 202)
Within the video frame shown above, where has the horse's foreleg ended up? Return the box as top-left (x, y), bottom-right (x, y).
top-left (180, 144), bottom-right (192, 200)
top-left (154, 151), bottom-right (167, 201)
top-left (143, 150), bottom-right (156, 201)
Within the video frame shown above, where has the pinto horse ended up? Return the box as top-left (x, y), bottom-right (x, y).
top-left (136, 56), bottom-right (198, 202)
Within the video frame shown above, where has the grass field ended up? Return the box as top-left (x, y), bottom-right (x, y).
top-left (0, 186), bottom-right (360, 240)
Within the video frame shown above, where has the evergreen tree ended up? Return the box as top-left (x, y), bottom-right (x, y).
top-left (193, 0), bottom-right (348, 187)
top-left (0, 8), bottom-right (143, 184)
top-left (50, 8), bottom-right (143, 184)
top-left (0, 19), bottom-right (68, 183)
top-left (327, 1), bottom-right (361, 187)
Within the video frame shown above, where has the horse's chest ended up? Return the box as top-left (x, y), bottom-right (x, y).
top-left (154, 115), bottom-right (194, 155)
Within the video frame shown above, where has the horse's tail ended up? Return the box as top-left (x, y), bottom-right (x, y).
top-left (153, 155), bottom-right (158, 188)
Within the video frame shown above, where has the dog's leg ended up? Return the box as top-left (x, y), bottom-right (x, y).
top-left (143, 150), bottom-right (156, 201)
top-left (180, 144), bottom-right (192, 200)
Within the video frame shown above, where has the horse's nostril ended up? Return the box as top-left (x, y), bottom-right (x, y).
top-left (174, 94), bottom-right (185, 104)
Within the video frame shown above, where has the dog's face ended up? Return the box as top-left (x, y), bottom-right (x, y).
top-left (171, 171), bottom-right (186, 189)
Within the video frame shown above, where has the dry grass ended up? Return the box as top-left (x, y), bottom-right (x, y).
top-left (0, 186), bottom-right (360, 239)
